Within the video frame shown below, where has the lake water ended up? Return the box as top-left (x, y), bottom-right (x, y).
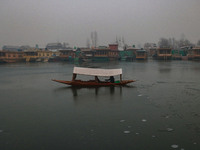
top-left (0, 60), bottom-right (200, 150)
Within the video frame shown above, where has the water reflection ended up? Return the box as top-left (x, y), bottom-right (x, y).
top-left (158, 61), bottom-right (172, 73)
top-left (54, 85), bottom-right (135, 99)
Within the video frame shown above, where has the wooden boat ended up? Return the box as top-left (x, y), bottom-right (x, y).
top-left (52, 67), bottom-right (135, 87)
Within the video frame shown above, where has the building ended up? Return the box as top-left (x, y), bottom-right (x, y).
top-left (144, 43), bottom-right (157, 56)
top-left (0, 51), bottom-right (25, 63)
top-left (23, 51), bottom-right (39, 62)
top-left (80, 48), bottom-right (93, 62)
top-left (46, 43), bottom-right (63, 51)
top-left (187, 47), bottom-right (200, 60)
top-left (156, 48), bottom-right (172, 60)
top-left (136, 50), bottom-right (147, 60)
top-left (59, 48), bottom-right (75, 61)
top-left (2, 45), bottom-right (21, 51)
top-left (92, 44), bottom-right (119, 61)
top-left (109, 44), bottom-right (118, 50)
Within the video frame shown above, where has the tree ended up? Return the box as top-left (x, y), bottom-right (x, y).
top-left (86, 38), bottom-right (90, 48)
top-left (178, 38), bottom-right (192, 48)
top-left (91, 32), bottom-right (94, 48)
top-left (197, 40), bottom-right (200, 46)
top-left (91, 31), bottom-right (98, 48)
top-left (94, 31), bottom-right (98, 48)
top-left (158, 38), bottom-right (170, 48)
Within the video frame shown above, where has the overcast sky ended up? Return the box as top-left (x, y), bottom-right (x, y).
top-left (0, 0), bottom-right (200, 48)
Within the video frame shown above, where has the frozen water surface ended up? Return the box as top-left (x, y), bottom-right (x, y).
top-left (1, 61), bottom-right (200, 150)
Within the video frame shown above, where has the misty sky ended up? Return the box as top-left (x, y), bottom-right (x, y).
top-left (0, 0), bottom-right (200, 48)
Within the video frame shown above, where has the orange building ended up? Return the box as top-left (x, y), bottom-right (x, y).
top-left (136, 50), bottom-right (147, 60)
top-left (156, 48), bottom-right (172, 60)
top-left (0, 51), bottom-right (25, 63)
top-left (187, 47), bottom-right (200, 60)
top-left (109, 44), bottom-right (118, 50)
top-left (59, 49), bottom-right (75, 61)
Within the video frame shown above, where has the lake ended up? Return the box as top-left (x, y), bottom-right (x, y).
top-left (0, 60), bottom-right (200, 150)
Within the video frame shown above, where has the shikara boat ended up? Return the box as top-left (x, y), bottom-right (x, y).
top-left (52, 67), bottom-right (135, 87)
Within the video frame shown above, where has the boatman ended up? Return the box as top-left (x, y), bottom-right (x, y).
top-left (109, 76), bottom-right (115, 83)
top-left (95, 76), bottom-right (100, 82)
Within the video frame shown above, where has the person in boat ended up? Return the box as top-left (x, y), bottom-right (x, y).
top-left (95, 76), bottom-right (100, 83)
top-left (107, 76), bottom-right (115, 83)
top-left (72, 73), bottom-right (77, 81)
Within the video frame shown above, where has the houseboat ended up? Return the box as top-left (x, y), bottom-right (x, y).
top-left (92, 44), bottom-right (120, 61)
top-left (92, 47), bottom-right (110, 61)
top-left (172, 50), bottom-right (182, 60)
top-left (136, 50), bottom-right (147, 60)
top-left (24, 51), bottom-right (38, 62)
top-left (0, 51), bottom-right (25, 63)
top-left (187, 47), bottom-right (200, 60)
top-left (37, 50), bottom-right (59, 62)
top-left (80, 48), bottom-right (93, 62)
top-left (59, 49), bottom-right (75, 61)
top-left (156, 48), bottom-right (172, 60)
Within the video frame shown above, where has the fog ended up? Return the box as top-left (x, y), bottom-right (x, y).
top-left (0, 0), bottom-right (200, 48)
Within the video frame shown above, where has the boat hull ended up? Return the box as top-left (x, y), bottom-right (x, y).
top-left (52, 79), bottom-right (135, 87)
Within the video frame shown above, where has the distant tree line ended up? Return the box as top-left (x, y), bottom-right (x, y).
top-left (158, 37), bottom-right (200, 49)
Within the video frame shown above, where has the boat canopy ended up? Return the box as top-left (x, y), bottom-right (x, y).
top-left (73, 67), bottom-right (122, 77)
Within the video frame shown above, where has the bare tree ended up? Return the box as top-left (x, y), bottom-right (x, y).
top-left (158, 38), bottom-right (170, 48)
top-left (91, 32), bottom-right (94, 48)
top-left (197, 40), bottom-right (200, 46)
top-left (94, 31), bottom-right (98, 48)
top-left (91, 31), bottom-right (98, 48)
top-left (86, 38), bottom-right (90, 48)
top-left (115, 36), bottom-right (118, 44)
top-left (178, 38), bottom-right (192, 48)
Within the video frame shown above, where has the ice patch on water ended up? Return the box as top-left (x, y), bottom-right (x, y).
top-left (193, 142), bottom-right (197, 145)
top-left (158, 127), bottom-right (174, 132)
top-left (171, 144), bottom-right (178, 148)
top-left (152, 135), bottom-right (156, 138)
top-left (124, 131), bottom-right (130, 134)
top-left (167, 128), bottom-right (173, 132)
top-left (0, 130), bottom-right (3, 133)
top-left (120, 120), bottom-right (125, 122)
top-left (180, 148), bottom-right (184, 150)
top-left (135, 132), bottom-right (139, 135)
top-left (142, 119), bottom-right (147, 122)
top-left (138, 94), bottom-right (142, 97)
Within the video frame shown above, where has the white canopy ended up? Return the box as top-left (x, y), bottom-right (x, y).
top-left (73, 67), bottom-right (122, 77)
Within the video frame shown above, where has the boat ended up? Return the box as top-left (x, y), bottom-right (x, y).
top-left (52, 67), bottom-right (135, 87)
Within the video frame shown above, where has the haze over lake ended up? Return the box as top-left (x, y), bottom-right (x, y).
top-left (1, 0), bottom-right (200, 48)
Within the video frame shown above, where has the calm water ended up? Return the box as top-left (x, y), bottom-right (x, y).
top-left (0, 60), bottom-right (200, 150)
